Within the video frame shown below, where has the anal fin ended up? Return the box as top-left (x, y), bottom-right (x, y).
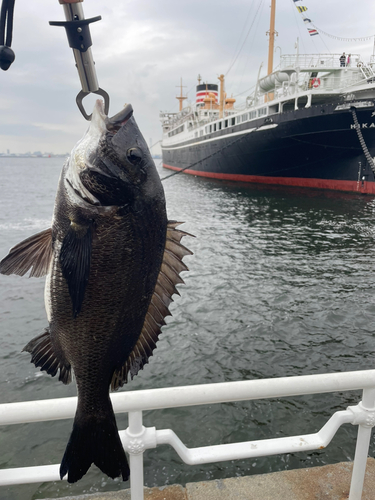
top-left (111, 221), bottom-right (194, 390)
top-left (23, 330), bottom-right (71, 384)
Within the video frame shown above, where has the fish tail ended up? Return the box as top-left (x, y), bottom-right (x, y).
top-left (60, 399), bottom-right (129, 483)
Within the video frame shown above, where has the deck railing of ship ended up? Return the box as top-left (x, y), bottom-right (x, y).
top-left (0, 369), bottom-right (374, 500)
top-left (280, 53), bottom-right (361, 71)
top-left (258, 73), bottom-right (372, 103)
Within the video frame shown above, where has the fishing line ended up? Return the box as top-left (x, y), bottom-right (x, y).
top-left (160, 162), bottom-right (203, 182)
top-left (160, 122), bottom-right (266, 182)
top-left (149, 139), bottom-right (161, 150)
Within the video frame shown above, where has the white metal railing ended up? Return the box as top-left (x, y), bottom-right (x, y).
top-left (280, 53), bottom-right (361, 70)
top-left (1, 370), bottom-right (375, 500)
top-left (359, 63), bottom-right (375, 81)
top-left (257, 73), bottom-right (371, 103)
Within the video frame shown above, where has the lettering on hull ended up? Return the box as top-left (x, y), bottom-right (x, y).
top-left (351, 123), bottom-right (375, 129)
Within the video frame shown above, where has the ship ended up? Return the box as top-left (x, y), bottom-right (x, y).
top-left (160, 0), bottom-right (375, 194)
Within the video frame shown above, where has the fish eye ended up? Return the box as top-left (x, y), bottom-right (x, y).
top-left (126, 147), bottom-right (143, 165)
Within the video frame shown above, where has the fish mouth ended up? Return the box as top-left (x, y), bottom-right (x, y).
top-left (105, 103), bottom-right (134, 133)
top-left (90, 100), bottom-right (134, 133)
top-left (65, 101), bottom-right (136, 209)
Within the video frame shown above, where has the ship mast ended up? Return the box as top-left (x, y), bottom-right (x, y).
top-left (267, 0), bottom-right (277, 75)
top-left (218, 74), bottom-right (225, 118)
top-left (176, 78), bottom-right (187, 111)
top-left (266, 0), bottom-right (277, 101)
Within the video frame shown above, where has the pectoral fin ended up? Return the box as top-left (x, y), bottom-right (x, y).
top-left (0, 228), bottom-right (53, 277)
top-left (60, 222), bottom-right (93, 318)
top-left (111, 221), bottom-right (193, 390)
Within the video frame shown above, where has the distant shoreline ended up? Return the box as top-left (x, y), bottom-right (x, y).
top-left (0, 154), bottom-right (68, 158)
top-left (0, 154), bottom-right (162, 159)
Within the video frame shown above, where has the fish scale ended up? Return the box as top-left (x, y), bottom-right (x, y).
top-left (52, 211), bottom-right (164, 382)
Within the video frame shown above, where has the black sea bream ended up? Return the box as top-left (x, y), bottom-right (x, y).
top-left (0, 101), bottom-right (192, 483)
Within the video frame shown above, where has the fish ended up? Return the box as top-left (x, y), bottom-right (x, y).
top-left (0, 100), bottom-right (192, 483)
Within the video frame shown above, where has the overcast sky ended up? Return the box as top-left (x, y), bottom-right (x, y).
top-left (1, 0), bottom-right (375, 155)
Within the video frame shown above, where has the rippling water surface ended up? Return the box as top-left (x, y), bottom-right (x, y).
top-left (1, 157), bottom-right (375, 499)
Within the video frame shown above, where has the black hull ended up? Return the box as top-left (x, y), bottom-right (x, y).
top-left (162, 103), bottom-right (375, 194)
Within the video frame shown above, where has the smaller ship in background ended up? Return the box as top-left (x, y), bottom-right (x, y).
top-left (160, 0), bottom-right (375, 194)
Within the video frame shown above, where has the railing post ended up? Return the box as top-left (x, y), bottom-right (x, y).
top-left (348, 388), bottom-right (375, 500)
top-left (128, 411), bottom-right (145, 500)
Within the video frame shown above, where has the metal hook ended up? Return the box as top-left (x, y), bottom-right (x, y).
top-left (76, 88), bottom-right (110, 120)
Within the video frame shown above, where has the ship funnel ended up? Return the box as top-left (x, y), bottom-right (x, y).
top-left (196, 83), bottom-right (218, 106)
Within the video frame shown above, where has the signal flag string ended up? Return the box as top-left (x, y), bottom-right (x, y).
top-left (293, 0), bottom-right (375, 42)
top-left (310, 23), bottom-right (375, 42)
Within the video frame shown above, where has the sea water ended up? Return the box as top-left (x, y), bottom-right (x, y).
top-left (1, 157), bottom-right (375, 499)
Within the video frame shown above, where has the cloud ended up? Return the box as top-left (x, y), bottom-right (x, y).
top-left (0, 98), bottom-right (15, 111)
top-left (1, 0), bottom-right (375, 155)
top-left (31, 122), bottom-right (85, 135)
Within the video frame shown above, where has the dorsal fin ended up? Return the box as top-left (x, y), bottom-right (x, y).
top-left (110, 221), bottom-right (193, 390)
top-left (0, 228), bottom-right (53, 277)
